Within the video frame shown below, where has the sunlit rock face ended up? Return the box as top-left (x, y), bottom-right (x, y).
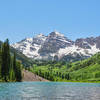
top-left (12, 31), bottom-right (100, 61)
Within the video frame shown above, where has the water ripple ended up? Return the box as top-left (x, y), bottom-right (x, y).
top-left (0, 82), bottom-right (100, 100)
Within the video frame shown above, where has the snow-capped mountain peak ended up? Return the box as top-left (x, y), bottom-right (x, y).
top-left (26, 38), bottom-right (33, 42)
top-left (49, 31), bottom-right (64, 37)
top-left (36, 33), bottom-right (45, 38)
top-left (12, 32), bottom-right (100, 61)
top-left (35, 33), bottom-right (47, 41)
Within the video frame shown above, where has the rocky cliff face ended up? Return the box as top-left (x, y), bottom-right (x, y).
top-left (12, 31), bottom-right (100, 61)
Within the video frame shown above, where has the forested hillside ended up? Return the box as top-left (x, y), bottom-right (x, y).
top-left (0, 39), bottom-right (22, 82)
top-left (29, 52), bottom-right (100, 82)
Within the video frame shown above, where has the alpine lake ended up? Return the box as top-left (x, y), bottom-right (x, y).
top-left (0, 82), bottom-right (100, 100)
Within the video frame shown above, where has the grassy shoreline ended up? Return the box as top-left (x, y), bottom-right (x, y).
top-left (56, 80), bottom-right (100, 83)
top-left (0, 80), bottom-right (100, 83)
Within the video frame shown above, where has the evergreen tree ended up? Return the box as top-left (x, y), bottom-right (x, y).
top-left (1, 39), bottom-right (11, 81)
top-left (13, 52), bottom-right (17, 79)
top-left (9, 57), bottom-right (15, 81)
top-left (16, 61), bottom-right (22, 81)
top-left (0, 47), bottom-right (2, 77)
top-left (13, 52), bottom-right (22, 81)
top-left (0, 39), bottom-right (22, 82)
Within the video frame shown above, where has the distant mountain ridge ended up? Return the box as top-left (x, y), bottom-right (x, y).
top-left (12, 31), bottom-right (100, 61)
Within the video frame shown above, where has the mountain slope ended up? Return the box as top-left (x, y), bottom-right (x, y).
top-left (12, 31), bottom-right (100, 62)
top-left (10, 47), bottom-right (33, 67)
top-left (67, 52), bottom-right (100, 81)
top-left (30, 52), bottom-right (100, 82)
top-left (22, 69), bottom-right (49, 82)
top-left (12, 34), bottom-right (47, 59)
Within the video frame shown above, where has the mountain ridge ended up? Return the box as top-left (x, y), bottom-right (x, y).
top-left (12, 31), bottom-right (100, 62)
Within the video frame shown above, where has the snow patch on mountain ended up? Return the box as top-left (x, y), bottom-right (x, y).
top-left (12, 31), bottom-right (100, 61)
top-left (58, 44), bottom-right (100, 59)
top-left (36, 33), bottom-right (47, 41)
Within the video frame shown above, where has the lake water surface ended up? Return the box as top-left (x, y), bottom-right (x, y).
top-left (0, 82), bottom-right (100, 100)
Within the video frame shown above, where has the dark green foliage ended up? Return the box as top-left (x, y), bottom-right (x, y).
top-left (67, 63), bottom-right (72, 69)
top-left (65, 73), bottom-right (70, 80)
top-left (0, 39), bottom-right (22, 82)
top-left (94, 72), bottom-right (100, 78)
top-left (0, 48), bottom-right (2, 77)
top-left (1, 39), bottom-right (11, 81)
top-left (9, 57), bottom-right (15, 81)
top-left (16, 61), bottom-right (22, 81)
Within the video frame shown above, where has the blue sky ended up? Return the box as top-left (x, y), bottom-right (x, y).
top-left (0, 0), bottom-right (100, 44)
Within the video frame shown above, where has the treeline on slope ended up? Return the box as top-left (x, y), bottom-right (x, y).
top-left (28, 53), bottom-right (100, 82)
top-left (28, 61), bottom-right (72, 81)
top-left (0, 39), bottom-right (22, 82)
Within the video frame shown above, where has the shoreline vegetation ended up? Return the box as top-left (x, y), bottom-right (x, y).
top-left (22, 69), bottom-right (100, 83)
top-left (0, 39), bottom-right (100, 83)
